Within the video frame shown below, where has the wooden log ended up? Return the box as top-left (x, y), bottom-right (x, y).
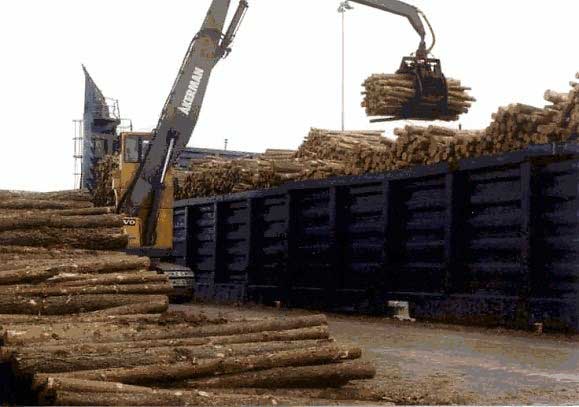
top-left (0, 313), bottom-right (162, 325)
top-left (35, 345), bottom-right (362, 385)
top-left (0, 228), bottom-right (127, 250)
top-left (47, 272), bottom-right (167, 287)
top-left (0, 258), bottom-right (143, 277)
top-left (47, 207), bottom-right (115, 217)
top-left (184, 361), bottom-right (375, 388)
top-left (13, 340), bottom-right (333, 373)
top-left (0, 294), bottom-right (168, 316)
top-left (0, 246), bottom-right (121, 258)
top-left (3, 326), bottom-right (329, 357)
top-left (0, 190), bottom-right (92, 202)
top-left (89, 299), bottom-right (169, 316)
top-left (5, 314), bottom-right (327, 345)
top-left (38, 380), bottom-right (299, 407)
top-left (0, 214), bottom-right (123, 232)
top-left (39, 377), bottom-right (162, 395)
top-left (37, 255), bottom-right (150, 275)
top-left (0, 199), bottom-right (93, 210)
top-left (0, 266), bottom-right (58, 285)
top-left (0, 282), bottom-right (173, 298)
top-left (49, 389), bottom-right (293, 407)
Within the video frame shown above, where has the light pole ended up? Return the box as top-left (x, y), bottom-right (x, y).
top-left (338, 1), bottom-right (353, 132)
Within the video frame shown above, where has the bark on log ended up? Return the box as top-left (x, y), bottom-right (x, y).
top-left (0, 282), bottom-right (173, 298)
top-left (0, 294), bottom-right (168, 316)
top-left (0, 228), bottom-right (127, 250)
top-left (0, 214), bottom-right (123, 232)
top-left (36, 345), bottom-right (361, 384)
top-left (185, 361), bottom-right (376, 388)
top-left (13, 340), bottom-right (332, 373)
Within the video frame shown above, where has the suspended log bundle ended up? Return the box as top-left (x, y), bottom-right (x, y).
top-left (361, 73), bottom-right (476, 121)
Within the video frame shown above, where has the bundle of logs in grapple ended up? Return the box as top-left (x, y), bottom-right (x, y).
top-left (174, 72), bottom-right (578, 199)
top-left (361, 73), bottom-right (476, 121)
top-left (0, 310), bottom-right (375, 406)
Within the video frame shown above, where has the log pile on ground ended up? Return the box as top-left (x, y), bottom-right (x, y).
top-left (0, 190), bottom-right (126, 251)
top-left (361, 73), bottom-right (476, 121)
top-left (0, 246), bottom-right (167, 315)
top-left (175, 72), bottom-right (579, 199)
top-left (0, 312), bottom-right (376, 406)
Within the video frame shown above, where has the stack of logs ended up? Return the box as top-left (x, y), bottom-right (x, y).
top-left (174, 147), bottom-right (350, 200)
top-left (0, 312), bottom-right (375, 406)
top-left (0, 246), bottom-right (170, 316)
top-left (361, 73), bottom-right (476, 121)
top-left (0, 190), bottom-right (127, 251)
top-left (174, 72), bottom-right (578, 199)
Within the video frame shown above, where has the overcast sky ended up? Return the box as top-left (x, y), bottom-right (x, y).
top-left (0, 0), bottom-right (577, 191)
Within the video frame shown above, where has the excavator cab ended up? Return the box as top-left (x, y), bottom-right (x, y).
top-left (113, 132), bottom-right (174, 250)
top-left (396, 55), bottom-right (449, 119)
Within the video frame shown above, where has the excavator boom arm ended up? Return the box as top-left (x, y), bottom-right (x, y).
top-left (347, 0), bottom-right (434, 57)
top-left (118, 0), bottom-right (248, 245)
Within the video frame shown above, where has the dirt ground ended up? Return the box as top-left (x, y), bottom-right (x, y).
top-left (172, 302), bottom-right (579, 406)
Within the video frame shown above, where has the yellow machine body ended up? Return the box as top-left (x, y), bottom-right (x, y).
top-left (113, 132), bottom-right (174, 250)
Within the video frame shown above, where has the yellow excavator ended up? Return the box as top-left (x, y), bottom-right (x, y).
top-left (111, 0), bottom-right (447, 290)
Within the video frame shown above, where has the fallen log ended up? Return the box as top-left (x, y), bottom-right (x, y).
top-left (0, 228), bottom-right (127, 250)
top-left (184, 360), bottom-right (375, 388)
top-left (35, 345), bottom-right (361, 385)
top-left (0, 294), bottom-right (168, 316)
top-left (13, 340), bottom-right (332, 373)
